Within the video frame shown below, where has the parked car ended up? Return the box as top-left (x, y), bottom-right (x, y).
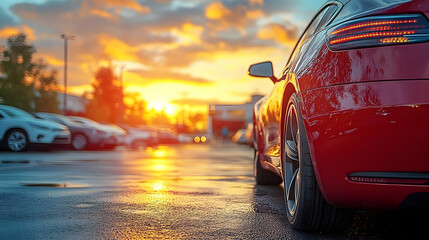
top-left (0, 105), bottom-right (70, 152)
top-left (68, 116), bottom-right (117, 149)
top-left (116, 123), bottom-right (157, 149)
top-left (148, 127), bottom-right (180, 145)
top-left (98, 122), bottom-right (127, 147)
top-left (249, 0), bottom-right (429, 232)
top-left (34, 112), bottom-right (103, 150)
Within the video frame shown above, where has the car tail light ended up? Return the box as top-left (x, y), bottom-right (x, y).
top-left (327, 14), bottom-right (429, 51)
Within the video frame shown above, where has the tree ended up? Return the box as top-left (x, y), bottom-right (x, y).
top-left (0, 33), bottom-right (60, 113)
top-left (0, 34), bottom-right (36, 110)
top-left (86, 66), bottom-right (124, 123)
top-left (32, 59), bottom-right (60, 113)
top-left (124, 92), bottom-right (147, 126)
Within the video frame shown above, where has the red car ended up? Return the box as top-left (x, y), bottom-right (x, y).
top-left (249, 0), bottom-right (429, 232)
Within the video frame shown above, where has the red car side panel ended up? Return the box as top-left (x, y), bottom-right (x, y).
top-left (300, 80), bottom-right (429, 209)
top-left (297, 42), bottom-right (429, 91)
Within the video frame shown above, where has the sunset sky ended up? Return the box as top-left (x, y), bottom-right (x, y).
top-left (0, 0), bottom-right (325, 115)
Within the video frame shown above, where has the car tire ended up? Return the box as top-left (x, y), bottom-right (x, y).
top-left (254, 149), bottom-right (283, 185)
top-left (72, 134), bottom-right (88, 151)
top-left (5, 129), bottom-right (28, 152)
top-left (283, 93), bottom-right (353, 232)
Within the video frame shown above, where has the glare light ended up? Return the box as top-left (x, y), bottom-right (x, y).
top-left (327, 14), bottom-right (429, 50)
top-left (153, 181), bottom-right (164, 191)
top-left (201, 136), bottom-right (207, 143)
top-left (194, 136), bottom-right (200, 143)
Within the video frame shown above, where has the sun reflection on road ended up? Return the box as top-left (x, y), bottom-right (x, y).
top-left (152, 181), bottom-right (165, 191)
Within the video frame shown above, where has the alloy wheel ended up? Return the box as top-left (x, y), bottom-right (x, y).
top-left (72, 134), bottom-right (87, 150)
top-left (284, 104), bottom-right (300, 217)
top-left (8, 131), bottom-right (27, 152)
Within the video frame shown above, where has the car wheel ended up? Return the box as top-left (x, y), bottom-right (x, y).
top-left (72, 134), bottom-right (88, 151)
top-left (6, 129), bottom-right (28, 152)
top-left (254, 149), bottom-right (283, 185)
top-left (283, 93), bottom-right (353, 232)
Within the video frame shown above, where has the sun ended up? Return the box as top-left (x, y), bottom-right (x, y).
top-left (151, 103), bottom-right (177, 116)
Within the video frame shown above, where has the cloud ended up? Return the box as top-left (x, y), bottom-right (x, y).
top-left (257, 23), bottom-right (298, 45)
top-left (128, 69), bottom-right (213, 85)
top-left (99, 35), bottom-right (140, 61)
top-left (249, 0), bottom-right (264, 6)
top-left (246, 10), bottom-right (264, 19)
top-left (0, 24), bottom-right (36, 41)
top-left (205, 2), bottom-right (231, 20)
top-left (204, 1), bottom-right (252, 33)
top-left (89, 0), bottom-right (151, 13)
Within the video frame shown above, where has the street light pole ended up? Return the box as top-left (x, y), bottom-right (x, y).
top-left (61, 34), bottom-right (75, 115)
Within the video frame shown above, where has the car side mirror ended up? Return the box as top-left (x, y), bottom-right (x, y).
top-left (248, 61), bottom-right (278, 83)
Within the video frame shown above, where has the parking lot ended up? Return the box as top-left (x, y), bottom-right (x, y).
top-left (1, 144), bottom-right (428, 239)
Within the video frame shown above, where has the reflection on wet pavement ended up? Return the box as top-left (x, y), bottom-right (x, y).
top-left (1, 144), bottom-right (427, 239)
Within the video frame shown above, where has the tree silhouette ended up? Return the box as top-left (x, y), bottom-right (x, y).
top-left (86, 66), bottom-right (124, 123)
top-left (0, 33), bottom-right (60, 112)
top-left (0, 34), bottom-right (36, 110)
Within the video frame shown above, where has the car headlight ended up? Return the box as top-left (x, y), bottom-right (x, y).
top-left (29, 123), bottom-right (50, 130)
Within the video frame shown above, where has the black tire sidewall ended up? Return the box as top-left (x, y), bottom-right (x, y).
top-left (283, 93), bottom-right (313, 227)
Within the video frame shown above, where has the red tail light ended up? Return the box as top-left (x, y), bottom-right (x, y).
top-left (327, 14), bottom-right (429, 51)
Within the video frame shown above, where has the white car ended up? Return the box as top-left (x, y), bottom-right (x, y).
top-left (117, 123), bottom-right (156, 149)
top-left (0, 105), bottom-right (70, 152)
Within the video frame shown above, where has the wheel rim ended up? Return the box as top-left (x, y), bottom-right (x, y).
top-left (72, 135), bottom-right (87, 150)
top-left (8, 131), bottom-right (26, 151)
top-left (284, 104), bottom-right (300, 217)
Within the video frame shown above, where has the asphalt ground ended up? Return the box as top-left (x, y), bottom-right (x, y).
top-left (0, 144), bottom-right (428, 239)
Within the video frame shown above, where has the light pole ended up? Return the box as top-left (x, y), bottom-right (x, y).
top-left (119, 64), bottom-right (126, 87)
top-left (61, 34), bottom-right (75, 115)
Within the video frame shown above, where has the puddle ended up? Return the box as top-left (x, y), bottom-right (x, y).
top-left (121, 209), bottom-right (148, 214)
top-left (2, 160), bottom-right (30, 164)
top-left (169, 191), bottom-right (215, 196)
top-left (75, 203), bottom-right (93, 208)
top-left (22, 183), bottom-right (89, 188)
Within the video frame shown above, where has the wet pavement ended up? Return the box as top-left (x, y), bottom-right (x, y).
top-left (0, 144), bottom-right (428, 239)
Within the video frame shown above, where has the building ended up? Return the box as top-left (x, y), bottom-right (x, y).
top-left (57, 92), bottom-right (89, 115)
top-left (207, 95), bottom-right (263, 138)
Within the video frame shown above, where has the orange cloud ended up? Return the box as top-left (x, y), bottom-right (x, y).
top-left (205, 2), bottom-right (251, 34)
top-left (90, 9), bottom-right (118, 20)
top-left (0, 25), bottom-right (36, 41)
top-left (0, 27), bottom-right (20, 39)
top-left (37, 54), bottom-right (63, 67)
top-left (99, 35), bottom-right (139, 61)
top-left (249, 0), bottom-right (264, 6)
top-left (246, 10), bottom-right (264, 19)
top-left (172, 22), bottom-right (204, 46)
top-left (205, 2), bottom-right (232, 20)
top-left (94, 0), bottom-right (151, 13)
top-left (257, 23), bottom-right (297, 45)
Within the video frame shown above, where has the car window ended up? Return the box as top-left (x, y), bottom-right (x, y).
top-left (314, 4), bottom-right (338, 33)
top-left (0, 106), bottom-right (35, 118)
top-left (283, 4), bottom-right (338, 72)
